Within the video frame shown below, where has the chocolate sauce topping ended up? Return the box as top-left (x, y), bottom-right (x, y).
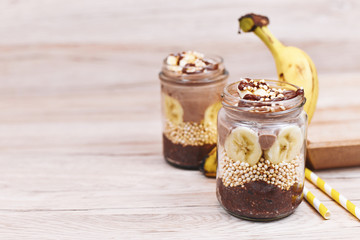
top-left (237, 79), bottom-right (304, 103)
top-left (243, 94), bottom-right (261, 101)
top-left (235, 79), bottom-right (305, 112)
top-left (238, 80), bottom-right (255, 91)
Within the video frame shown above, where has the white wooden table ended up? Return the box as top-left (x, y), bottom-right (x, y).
top-left (0, 1), bottom-right (360, 239)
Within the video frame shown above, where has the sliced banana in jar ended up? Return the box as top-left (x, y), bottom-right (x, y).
top-left (224, 126), bottom-right (262, 166)
top-left (264, 125), bottom-right (303, 164)
top-left (163, 94), bottom-right (184, 125)
top-left (204, 101), bottom-right (222, 127)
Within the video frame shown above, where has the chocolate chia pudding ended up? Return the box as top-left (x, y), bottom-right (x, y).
top-left (216, 78), bottom-right (307, 220)
top-left (159, 51), bottom-right (228, 169)
top-left (163, 134), bottom-right (216, 169)
top-left (217, 178), bottom-right (303, 220)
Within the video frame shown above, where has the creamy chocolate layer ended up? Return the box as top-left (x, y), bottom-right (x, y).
top-left (161, 83), bottom-right (223, 122)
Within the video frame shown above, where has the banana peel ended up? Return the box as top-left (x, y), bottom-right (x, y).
top-left (238, 13), bottom-right (319, 123)
top-left (200, 147), bottom-right (217, 178)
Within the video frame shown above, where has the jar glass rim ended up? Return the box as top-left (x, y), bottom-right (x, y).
top-left (159, 55), bottom-right (227, 84)
top-left (222, 79), bottom-right (306, 115)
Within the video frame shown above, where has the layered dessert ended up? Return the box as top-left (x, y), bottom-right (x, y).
top-left (160, 51), bottom-right (228, 169)
top-left (216, 78), bottom-right (306, 220)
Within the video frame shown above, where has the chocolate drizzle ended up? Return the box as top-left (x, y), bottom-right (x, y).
top-left (243, 94), bottom-right (261, 101)
top-left (234, 79), bottom-right (305, 112)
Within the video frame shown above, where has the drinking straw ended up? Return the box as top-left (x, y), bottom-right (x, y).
top-left (305, 168), bottom-right (360, 220)
top-left (303, 186), bottom-right (331, 219)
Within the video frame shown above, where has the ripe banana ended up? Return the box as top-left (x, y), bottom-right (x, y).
top-left (200, 147), bottom-right (217, 178)
top-left (200, 102), bottom-right (222, 178)
top-left (204, 101), bottom-right (222, 127)
top-left (163, 94), bottom-right (183, 125)
top-left (224, 127), bottom-right (262, 166)
top-left (238, 13), bottom-right (319, 123)
top-left (265, 125), bottom-right (303, 164)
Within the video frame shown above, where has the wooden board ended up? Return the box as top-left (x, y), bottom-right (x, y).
top-left (307, 74), bottom-right (360, 169)
top-left (0, 0), bottom-right (360, 239)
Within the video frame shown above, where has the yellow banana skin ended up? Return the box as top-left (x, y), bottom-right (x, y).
top-left (200, 147), bottom-right (217, 178)
top-left (239, 14), bottom-right (319, 123)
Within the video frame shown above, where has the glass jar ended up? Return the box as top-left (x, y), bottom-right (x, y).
top-left (159, 51), bottom-right (228, 169)
top-left (216, 80), bottom-right (307, 221)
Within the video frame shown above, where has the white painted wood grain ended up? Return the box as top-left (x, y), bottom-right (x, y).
top-left (0, 0), bottom-right (360, 239)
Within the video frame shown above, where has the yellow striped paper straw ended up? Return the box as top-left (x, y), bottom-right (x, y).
top-left (305, 168), bottom-right (360, 220)
top-left (303, 186), bottom-right (331, 219)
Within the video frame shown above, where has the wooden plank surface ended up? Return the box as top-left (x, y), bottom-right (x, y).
top-left (0, 0), bottom-right (360, 239)
top-left (307, 74), bottom-right (360, 169)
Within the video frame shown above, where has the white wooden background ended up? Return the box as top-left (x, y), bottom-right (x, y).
top-left (0, 0), bottom-right (360, 239)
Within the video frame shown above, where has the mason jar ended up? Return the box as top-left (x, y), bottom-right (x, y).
top-left (216, 79), bottom-right (307, 221)
top-left (159, 51), bottom-right (228, 169)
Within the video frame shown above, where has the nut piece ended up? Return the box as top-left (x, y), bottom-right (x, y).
top-left (258, 134), bottom-right (277, 150)
top-left (166, 55), bottom-right (179, 66)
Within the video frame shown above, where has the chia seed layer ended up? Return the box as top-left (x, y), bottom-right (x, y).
top-left (163, 134), bottom-right (216, 169)
top-left (216, 178), bottom-right (303, 221)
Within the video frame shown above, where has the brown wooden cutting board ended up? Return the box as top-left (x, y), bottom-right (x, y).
top-left (307, 73), bottom-right (360, 169)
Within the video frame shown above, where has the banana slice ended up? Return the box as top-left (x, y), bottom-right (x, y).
top-left (163, 94), bottom-right (184, 125)
top-left (237, 88), bottom-right (252, 98)
top-left (224, 127), bottom-right (262, 166)
top-left (265, 125), bottom-right (303, 164)
top-left (204, 101), bottom-right (222, 127)
top-left (253, 88), bottom-right (268, 97)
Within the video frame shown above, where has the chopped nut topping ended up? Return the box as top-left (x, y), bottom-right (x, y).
top-left (165, 51), bottom-right (218, 74)
top-left (237, 78), bottom-right (289, 101)
top-left (236, 78), bottom-right (305, 113)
